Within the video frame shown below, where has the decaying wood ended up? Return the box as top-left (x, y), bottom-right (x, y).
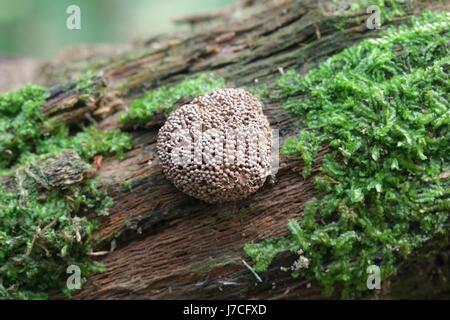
top-left (2, 0), bottom-right (450, 299)
top-left (0, 151), bottom-right (91, 194)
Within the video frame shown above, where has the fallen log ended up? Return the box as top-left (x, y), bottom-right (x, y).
top-left (2, 0), bottom-right (450, 299)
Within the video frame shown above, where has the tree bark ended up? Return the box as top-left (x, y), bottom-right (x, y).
top-left (2, 0), bottom-right (450, 299)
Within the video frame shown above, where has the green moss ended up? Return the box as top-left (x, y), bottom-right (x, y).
top-left (75, 71), bottom-right (96, 92)
top-left (350, 0), bottom-right (410, 22)
top-left (0, 178), bottom-right (110, 300)
top-left (247, 83), bottom-right (270, 102)
top-left (327, 0), bottom-right (411, 19)
top-left (121, 180), bottom-right (133, 192)
top-left (328, 0), bottom-right (412, 30)
top-left (0, 85), bottom-right (133, 299)
top-left (0, 86), bottom-right (132, 168)
top-left (35, 126), bottom-right (132, 162)
top-left (74, 71), bottom-right (100, 101)
top-left (0, 86), bottom-right (49, 168)
top-left (120, 73), bottom-right (225, 125)
top-left (245, 11), bottom-right (450, 297)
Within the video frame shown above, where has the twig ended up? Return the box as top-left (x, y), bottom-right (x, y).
top-left (87, 251), bottom-right (109, 257)
top-left (242, 259), bottom-right (262, 283)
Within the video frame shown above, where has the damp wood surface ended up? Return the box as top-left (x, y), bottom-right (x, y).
top-left (2, 0), bottom-right (450, 299)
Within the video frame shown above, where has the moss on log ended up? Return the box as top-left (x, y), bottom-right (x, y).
top-left (1, 0), bottom-right (450, 299)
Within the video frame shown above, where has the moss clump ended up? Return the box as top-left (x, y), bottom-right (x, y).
top-left (350, 0), bottom-right (410, 21)
top-left (0, 179), bottom-right (110, 300)
top-left (0, 86), bottom-right (49, 168)
top-left (0, 86), bottom-right (132, 169)
top-left (325, 0), bottom-right (410, 19)
top-left (74, 71), bottom-right (100, 101)
top-left (120, 74), bottom-right (225, 125)
top-left (36, 126), bottom-right (132, 162)
top-left (245, 12), bottom-right (450, 297)
top-left (327, 0), bottom-right (412, 31)
top-left (0, 85), bottom-right (132, 299)
top-left (247, 84), bottom-right (270, 102)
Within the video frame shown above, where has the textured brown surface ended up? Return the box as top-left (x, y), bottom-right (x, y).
top-left (157, 88), bottom-right (272, 203)
top-left (2, 0), bottom-right (450, 300)
top-left (0, 151), bottom-right (91, 194)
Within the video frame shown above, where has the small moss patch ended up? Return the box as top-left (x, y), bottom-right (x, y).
top-left (0, 85), bottom-right (132, 169)
top-left (350, 0), bottom-right (410, 22)
top-left (120, 74), bottom-right (225, 125)
top-left (245, 11), bottom-right (450, 297)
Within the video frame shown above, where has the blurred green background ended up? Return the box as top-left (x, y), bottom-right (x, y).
top-left (0, 0), bottom-right (234, 58)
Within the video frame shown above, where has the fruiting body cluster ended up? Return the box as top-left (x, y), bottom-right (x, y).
top-left (157, 88), bottom-right (272, 203)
